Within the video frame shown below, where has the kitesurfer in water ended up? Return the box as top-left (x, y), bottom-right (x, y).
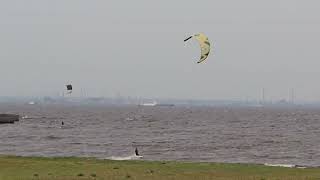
top-left (135, 147), bottom-right (139, 156)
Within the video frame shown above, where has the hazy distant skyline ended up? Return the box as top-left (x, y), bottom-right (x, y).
top-left (1, 0), bottom-right (320, 101)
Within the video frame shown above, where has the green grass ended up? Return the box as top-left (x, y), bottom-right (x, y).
top-left (0, 155), bottom-right (319, 180)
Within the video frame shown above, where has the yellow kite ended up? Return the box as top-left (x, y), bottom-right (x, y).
top-left (184, 33), bottom-right (211, 64)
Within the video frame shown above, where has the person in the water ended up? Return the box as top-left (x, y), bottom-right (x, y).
top-left (135, 147), bottom-right (139, 156)
top-left (61, 121), bottom-right (64, 126)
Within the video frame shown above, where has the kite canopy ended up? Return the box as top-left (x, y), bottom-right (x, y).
top-left (66, 84), bottom-right (72, 91)
top-left (66, 84), bottom-right (73, 94)
top-left (184, 33), bottom-right (211, 64)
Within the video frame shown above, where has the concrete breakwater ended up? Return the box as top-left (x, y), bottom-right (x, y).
top-left (0, 114), bottom-right (19, 124)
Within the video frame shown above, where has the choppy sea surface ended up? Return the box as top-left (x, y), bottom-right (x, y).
top-left (0, 104), bottom-right (320, 166)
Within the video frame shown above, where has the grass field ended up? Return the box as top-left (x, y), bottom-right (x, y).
top-left (0, 156), bottom-right (319, 180)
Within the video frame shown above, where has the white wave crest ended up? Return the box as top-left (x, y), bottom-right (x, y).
top-left (107, 154), bottom-right (143, 161)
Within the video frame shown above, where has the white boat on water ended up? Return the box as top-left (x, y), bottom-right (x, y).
top-left (28, 101), bottom-right (36, 105)
top-left (139, 101), bottom-right (157, 107)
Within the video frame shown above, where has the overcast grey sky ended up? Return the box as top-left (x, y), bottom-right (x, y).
top-left (0, 0), bottom-right (320, 101)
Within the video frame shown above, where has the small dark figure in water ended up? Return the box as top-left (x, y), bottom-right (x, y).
top-left (61, 121), bottom-right (64, 126)
top-left (135, 147), bottom-right (139, 156)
